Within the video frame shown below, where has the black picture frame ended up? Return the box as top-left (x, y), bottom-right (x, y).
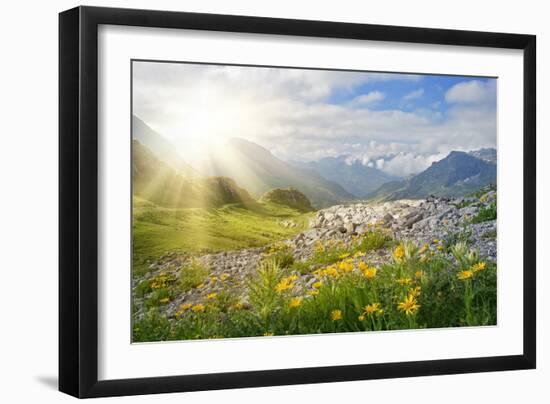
top-left (59, 5), bottom-right (536, 398)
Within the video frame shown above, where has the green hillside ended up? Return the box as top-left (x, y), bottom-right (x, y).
top-left (133, 201), bottom-right (312, 276)
top-left (259, 188), bottom-right (314, 212)
top-left (132, 140), bottom-right (257, 209)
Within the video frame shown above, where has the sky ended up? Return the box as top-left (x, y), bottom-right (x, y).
top-left (133, 61), bottom-right (497, 177)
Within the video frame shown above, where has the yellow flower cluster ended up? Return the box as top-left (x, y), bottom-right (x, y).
top-left (393, 244), bottom-right (405, 261)
top-left (206, 292), bottom-right (217, 300)
top-left (457, 261), bottom-right (487, 281)
top-left (314, 265), bottom-right (341, 279)
top-left (191, 303), bottom-right (205, 313)
top-left (180, 305), bottom-right (195, 316)
top-left (149, 272), bottom-right (176, 290)
top-left (275, 274), bottom-right (299, 293)
top-left (337, 260), bottom-right (354, 273)
top-left (358, 262), bottom-right (377, 279)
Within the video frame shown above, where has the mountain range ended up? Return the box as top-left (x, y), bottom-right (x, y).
top-left (131, 115), bottom-right (496, 208)
top-left (200, 138), bottom-right (353, 208)
top-left (368, 150), bottom-right (496, 201)
top-left (291, 156), bottom-right (400, 198)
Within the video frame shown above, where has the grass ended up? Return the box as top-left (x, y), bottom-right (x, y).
top-left (471, 202), bottom-right (497, 223)
top-left (178, 259), bottom-right (210, 292)
top-left (132, 199), bottom-right (312, 276)
top-left (133, 233), bottom-right (497, 342)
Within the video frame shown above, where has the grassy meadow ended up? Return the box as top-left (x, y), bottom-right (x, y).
top-left (132, 197), bottom-right (312, 276)
top-left (133, 221), bottom-right (497, 342)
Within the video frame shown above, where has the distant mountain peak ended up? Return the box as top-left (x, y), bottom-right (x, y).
top-left (369, 149), bottom-right (496, 201)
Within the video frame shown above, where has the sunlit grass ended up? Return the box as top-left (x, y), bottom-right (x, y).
top-left (132, 199), bottom-right (313, 276)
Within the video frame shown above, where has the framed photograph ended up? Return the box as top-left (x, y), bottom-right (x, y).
top-left (59, 6), bottom-right (536, 398)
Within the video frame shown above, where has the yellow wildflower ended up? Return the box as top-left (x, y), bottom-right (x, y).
top-left (397, 295), bottom-right (420, 315)
top-left (206, 292), bottom-right (217, 300)
top-left (210, 276), bottom-right (218, 283)
top-left (472, 262), bottom-right (487, 272)
top-left (433, 239), bottom-right (440, 244)
top-left (312, 281), bottom-right (323, 289)
top-left (231, 301), bottom-right (244, 310)
top-left (275, 275), bottom-right (298, 293)
top-left (419, 243), bottom-right (429, 254)
top-left (354, 251), bottom-right (366, 258)
top-left (358, 315), bottom-right (366, 321)
top-left (220, 273), bottom-right (230, 281)
top-left (330, 309), bottom-right (343, 321)
top-left (415, 270), bottom-right (423, 279)
top-left (289, 297), bottom-right (302, 308)
top-left (363, 302), bottom-right (382, 315)
top-left (159, 297), bottom-right (170, 304)
top-left (408, 286), bottom-right (422, 298)
top-left (457, 270), bottom-right (474, 280)
top-left (321, 266), bottom-right (340, 278)
top-left (436, 245), bottom-right (444, 251)
top-left (192, 304), bottom-right (205, 313)
top-left (396, 277), bottom-right (412, 286)
top-left (196, 283), bottom-right (205, 289)
top-left (339, 252), bottom-right (351, 259)
top-left (308, 290), bottom-right (320, 296)
top-left (338, 261), bottom-right (354, 273)
top-left (179, 303), bottom-right (193, 311)
top-left (393, 244), bottom-right (405, 260)
top-left (359, 263), bottom-right (377, 279)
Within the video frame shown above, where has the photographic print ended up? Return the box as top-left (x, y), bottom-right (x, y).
top-left (131, 61), bottom-right (497, 343)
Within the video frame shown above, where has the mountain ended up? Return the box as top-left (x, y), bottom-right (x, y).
top-left (132, 140), bottom-right (256, 208)
top-left (469, 148), bottom-right (497, 164)
top-left (133, 116), bottom-right (197, 177)
top-left (369, 151), bottom-right (496, 201)
top-left (200, 138), bottom-right (353, 208)
top-left (292, 156), bottom-right (400, 198)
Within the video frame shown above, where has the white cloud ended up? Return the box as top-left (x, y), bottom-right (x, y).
top-left (133, 62), bottom-right (496, 177)
top-left (403, 88), bottom-right (424, 101)
top-left (382, 152), bottom-right (445, 177)
top-left (445, 80), bottom-right (496, 104)
top-left (350, 91), bottom-right (385, 106)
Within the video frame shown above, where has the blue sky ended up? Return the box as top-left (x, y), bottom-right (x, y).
top-left (133, 62), bottom-right (497, 177)
top-left (329, 74), bottom-right (493, 116)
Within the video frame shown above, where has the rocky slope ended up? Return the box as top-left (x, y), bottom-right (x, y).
top-left (133, 187), bottom-right (496, 320)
